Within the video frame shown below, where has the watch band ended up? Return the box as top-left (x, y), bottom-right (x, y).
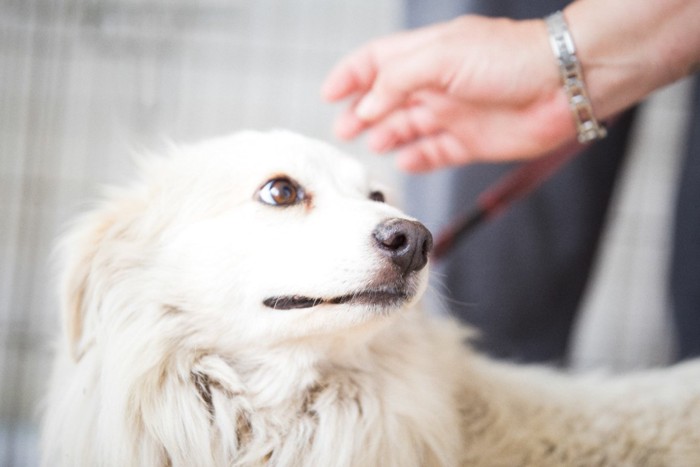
top-left (545, 10), bottom-right (607, 143)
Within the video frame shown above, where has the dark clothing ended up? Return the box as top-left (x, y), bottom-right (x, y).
top-left (671, 77), bottom-right (700, 360)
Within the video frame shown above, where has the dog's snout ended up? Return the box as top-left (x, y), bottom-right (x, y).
top-left (373, 219), bottom-right (433, 274)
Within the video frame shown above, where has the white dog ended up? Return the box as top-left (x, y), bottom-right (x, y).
top-left (42, 131), bottom-right (700, 466)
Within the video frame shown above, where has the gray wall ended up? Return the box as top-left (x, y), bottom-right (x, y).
top-left (0, 1), bottom-right (399, 464)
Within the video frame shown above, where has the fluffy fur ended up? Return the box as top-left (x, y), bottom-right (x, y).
top-left (42, 131), bottom-right (700, 466)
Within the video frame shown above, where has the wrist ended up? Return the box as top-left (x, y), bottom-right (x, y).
top-left (563, 0), bottom-right (700, 120)
top-left (562, 1), bottom-right (640, 120)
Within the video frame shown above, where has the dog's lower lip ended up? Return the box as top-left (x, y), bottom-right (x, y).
top-left (262, 296), bottom-right (324, 310)
top-left (263, 290), bottom-right (408, 310)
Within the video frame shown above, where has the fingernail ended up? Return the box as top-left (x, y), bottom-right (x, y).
top-left (334, 113), bottom-right (363, 140)
top-left (320, 79), bottom-right (339, 101)
top-left (396, 149), bottom-right (424, 173)
top-left (370, 132), bottom-right (397, 153)
top-left (356, 94), bottom-right (380, 121)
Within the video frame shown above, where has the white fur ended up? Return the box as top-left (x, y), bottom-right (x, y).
top-left (42, 131), bottom-right (700, 466)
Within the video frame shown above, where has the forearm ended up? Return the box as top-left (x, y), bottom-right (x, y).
top-left (565, 0), bottom-right (700, 120)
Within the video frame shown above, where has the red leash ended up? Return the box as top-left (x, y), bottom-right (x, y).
top-left (431, 136), bottom-right (598, 261)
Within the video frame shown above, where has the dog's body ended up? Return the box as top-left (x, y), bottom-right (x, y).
top-left (42, 131), bottom-right (700, 466)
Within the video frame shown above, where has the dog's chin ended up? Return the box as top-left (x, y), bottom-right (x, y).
top-left (262, 278), bottom-right (419, 312)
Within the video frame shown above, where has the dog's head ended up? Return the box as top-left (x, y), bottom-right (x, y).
top-left (61, 131), bottom-right (433, 357)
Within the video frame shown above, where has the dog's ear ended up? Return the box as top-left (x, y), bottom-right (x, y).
top-left (59, 198), bottom-right (143, 361)
top-left (59, 209), bottom-right (113, 360)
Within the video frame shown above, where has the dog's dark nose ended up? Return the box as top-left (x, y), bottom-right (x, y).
top-left (373, 218), bottom-right (433, 275)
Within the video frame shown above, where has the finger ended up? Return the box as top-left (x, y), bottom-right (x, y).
top-left (395, 133), bottom-right (470, 172)
top-left (333, 95), bottom-right (372, 140)
top-left (321, 48), bottom-right (378, 102)
top-left (321, 24), bottom-right (449, 102)
top-left (333, 108), bottom-right (368, 140)
top-left (366, 105), bottom-right (440, 153)
top-left (354, 45), bottom-right (454, 123)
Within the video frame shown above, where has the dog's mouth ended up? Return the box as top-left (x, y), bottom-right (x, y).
top-left (263, 287), bottom-right (411, 310)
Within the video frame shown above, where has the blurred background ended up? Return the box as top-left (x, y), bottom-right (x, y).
top-left (0, 0), bottom-right (693, 465)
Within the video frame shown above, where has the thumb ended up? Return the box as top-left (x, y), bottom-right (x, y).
top-left (355, 46), bottom-right (453, 122)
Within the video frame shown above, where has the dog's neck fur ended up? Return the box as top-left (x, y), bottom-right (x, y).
top-left (184, 308), bottom-right (467, 466)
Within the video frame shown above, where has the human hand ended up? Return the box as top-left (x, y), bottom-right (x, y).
top-left (321, 16), bottom-right (577, 172)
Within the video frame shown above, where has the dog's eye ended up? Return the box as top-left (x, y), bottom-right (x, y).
top-left (369, 190), bottom-right (385, 203)
top-left (258, 177), bottom-right (304, 207)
